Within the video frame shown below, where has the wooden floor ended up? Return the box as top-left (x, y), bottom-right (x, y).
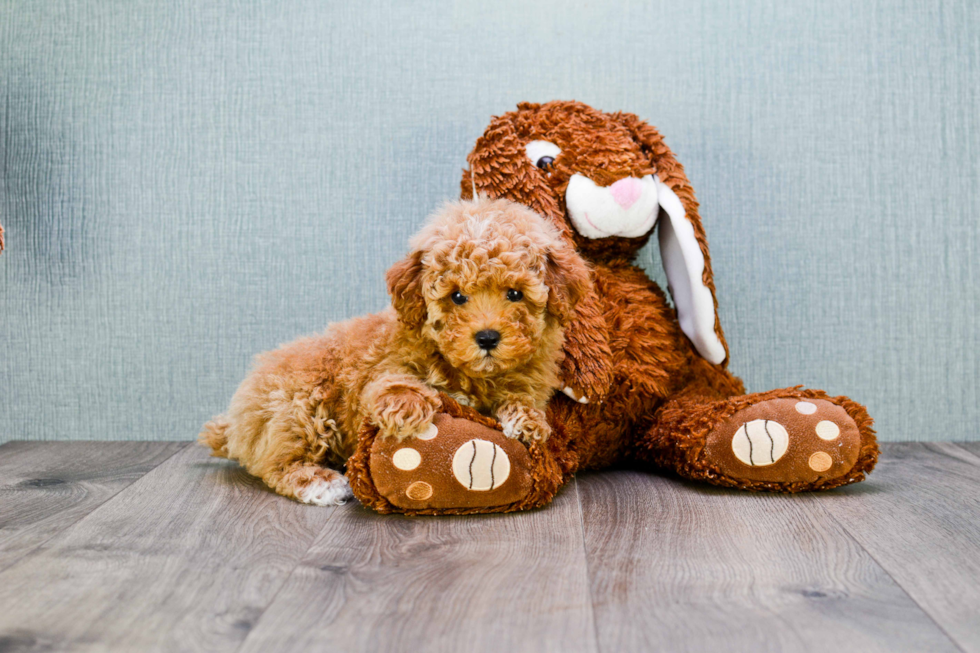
top-left (0, 443), bottom-right (978, 653)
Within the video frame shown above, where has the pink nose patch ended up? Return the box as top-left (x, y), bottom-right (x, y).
top-left (609, 177), bottom-right (643, 209)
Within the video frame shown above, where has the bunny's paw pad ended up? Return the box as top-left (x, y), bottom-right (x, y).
top-left (368, 413), bottom-right (533, 510)
top-left (702, 398), bottom-right (861, 484)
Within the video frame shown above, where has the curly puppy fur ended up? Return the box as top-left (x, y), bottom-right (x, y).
top-left (200, 199), bottom-right (591, 505)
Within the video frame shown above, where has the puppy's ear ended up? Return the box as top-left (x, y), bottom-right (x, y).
top-left (544, 241), bottom-right (593, 326)
top-left (386, 251), bottom-right (427, 329)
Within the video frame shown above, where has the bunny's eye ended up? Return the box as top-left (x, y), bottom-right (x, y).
top-left (450, 291), bottom-right (468, 305)
top-left (525, 141), bottom-right (561, 172)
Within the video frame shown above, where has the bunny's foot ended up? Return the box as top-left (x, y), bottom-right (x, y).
top-left (346, 396), bottom-right (566, 514)
top-left (643, 389), bottom-right (878, 491)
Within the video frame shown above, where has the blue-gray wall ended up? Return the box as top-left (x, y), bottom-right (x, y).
top-left (1, 0), bottom-right (977, 443)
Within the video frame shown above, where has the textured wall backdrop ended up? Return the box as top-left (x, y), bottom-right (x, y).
top-left (1, 0), bottom-right (977, 443)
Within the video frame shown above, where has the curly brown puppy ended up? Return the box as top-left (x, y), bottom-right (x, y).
top-left (199, 199), bottom-right (591, 505)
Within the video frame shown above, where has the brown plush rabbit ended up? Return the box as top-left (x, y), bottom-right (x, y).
top-left (348, 101), bottom-right (878, 515)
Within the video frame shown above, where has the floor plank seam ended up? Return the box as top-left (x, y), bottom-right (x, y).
top-left (0, 442), bottom-right (191, 577)
top-left (814, 498), bottom-right (969, 653)
top-left (950, 442), bottom-right (980, 465)
top-left (574, 477), bottom-right (603, 653)
top-left (229, 502), bottom-right (345, 653)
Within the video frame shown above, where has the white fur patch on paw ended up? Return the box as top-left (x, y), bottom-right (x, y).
top-left (449, 392), bottom-right (473, 407)
top-left (732, 419), bottom-right (789, 467)
top-left (451, 439), bottom-right (510, 491)
top-left (297, 475), bottom-right (353, 506)
top-left (501, 415), bottom-right (522, 439)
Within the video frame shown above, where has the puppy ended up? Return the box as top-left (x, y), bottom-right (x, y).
top-left (199, 199), bottom-right (592, 505)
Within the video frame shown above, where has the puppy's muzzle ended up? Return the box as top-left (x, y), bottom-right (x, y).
top-left (475, 330), bottom-right (501, 351)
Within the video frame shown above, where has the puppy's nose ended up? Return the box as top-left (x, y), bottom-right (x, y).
top-left (609, 177), bottom-right (643, 209)
top-left (475, 329), bottom-right (501, 351)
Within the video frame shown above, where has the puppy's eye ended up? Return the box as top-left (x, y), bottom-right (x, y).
top-left (525, 141), bottom-right (561, 172)
top-left (450, 291), bottom-right (468, 305)
top-left (506, 289), bottom-right (523, 302)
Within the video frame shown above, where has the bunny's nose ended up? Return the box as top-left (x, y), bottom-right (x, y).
top-left (609, 177), bottom-right (644, 209)
top-left (475, 330), bottom-right (501, 351)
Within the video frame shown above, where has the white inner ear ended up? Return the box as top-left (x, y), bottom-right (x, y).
top-left (655, 178), bottom-right (727, 365)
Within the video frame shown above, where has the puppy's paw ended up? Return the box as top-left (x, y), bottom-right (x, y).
top-left (278, 465), bottom-right (353, 506)
top-left (373, 388), bottom-right (439, 440)
top-left (497, 403), bottom-right (551, 444)
top-left (298, 475), bottom-right (353, 506)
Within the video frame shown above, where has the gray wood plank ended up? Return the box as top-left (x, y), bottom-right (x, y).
top-left (814, 442), bottom-right (980, 652)
top-left (0, 441), bottom-right (186, 572)
top-left (579, 469), bottom-right (959, 653)
top-left (237, 481), bottom-right (598, 653)
top-left (0, 444), bottom-right (340, 653)
top-left (956, 442), bottom-right (980, 457)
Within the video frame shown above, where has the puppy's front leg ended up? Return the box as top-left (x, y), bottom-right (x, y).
top-left (496, 400), bottom-right (551, 443)
top-left (363, 373), bottom-right (442, 440)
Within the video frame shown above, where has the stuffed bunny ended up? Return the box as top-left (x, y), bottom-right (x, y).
top-left (348, 101), bottom-right (878, 515)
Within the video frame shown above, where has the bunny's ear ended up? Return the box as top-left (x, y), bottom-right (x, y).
top-left (613, 111), bottom-right (729, 366)
top-left (655, 178), bottom-right (727, 365)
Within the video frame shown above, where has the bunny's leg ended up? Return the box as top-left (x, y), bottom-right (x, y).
top-left (635, 361), bottom-right (879, 491)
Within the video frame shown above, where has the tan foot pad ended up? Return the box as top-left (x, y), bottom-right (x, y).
top-left (703, 398), bottom-right (861, 484)
top-left (369, 413), bottom-right (533, 510)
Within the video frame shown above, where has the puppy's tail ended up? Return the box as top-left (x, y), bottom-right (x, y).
top-left (198, 417), bottom-right (231, 458)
